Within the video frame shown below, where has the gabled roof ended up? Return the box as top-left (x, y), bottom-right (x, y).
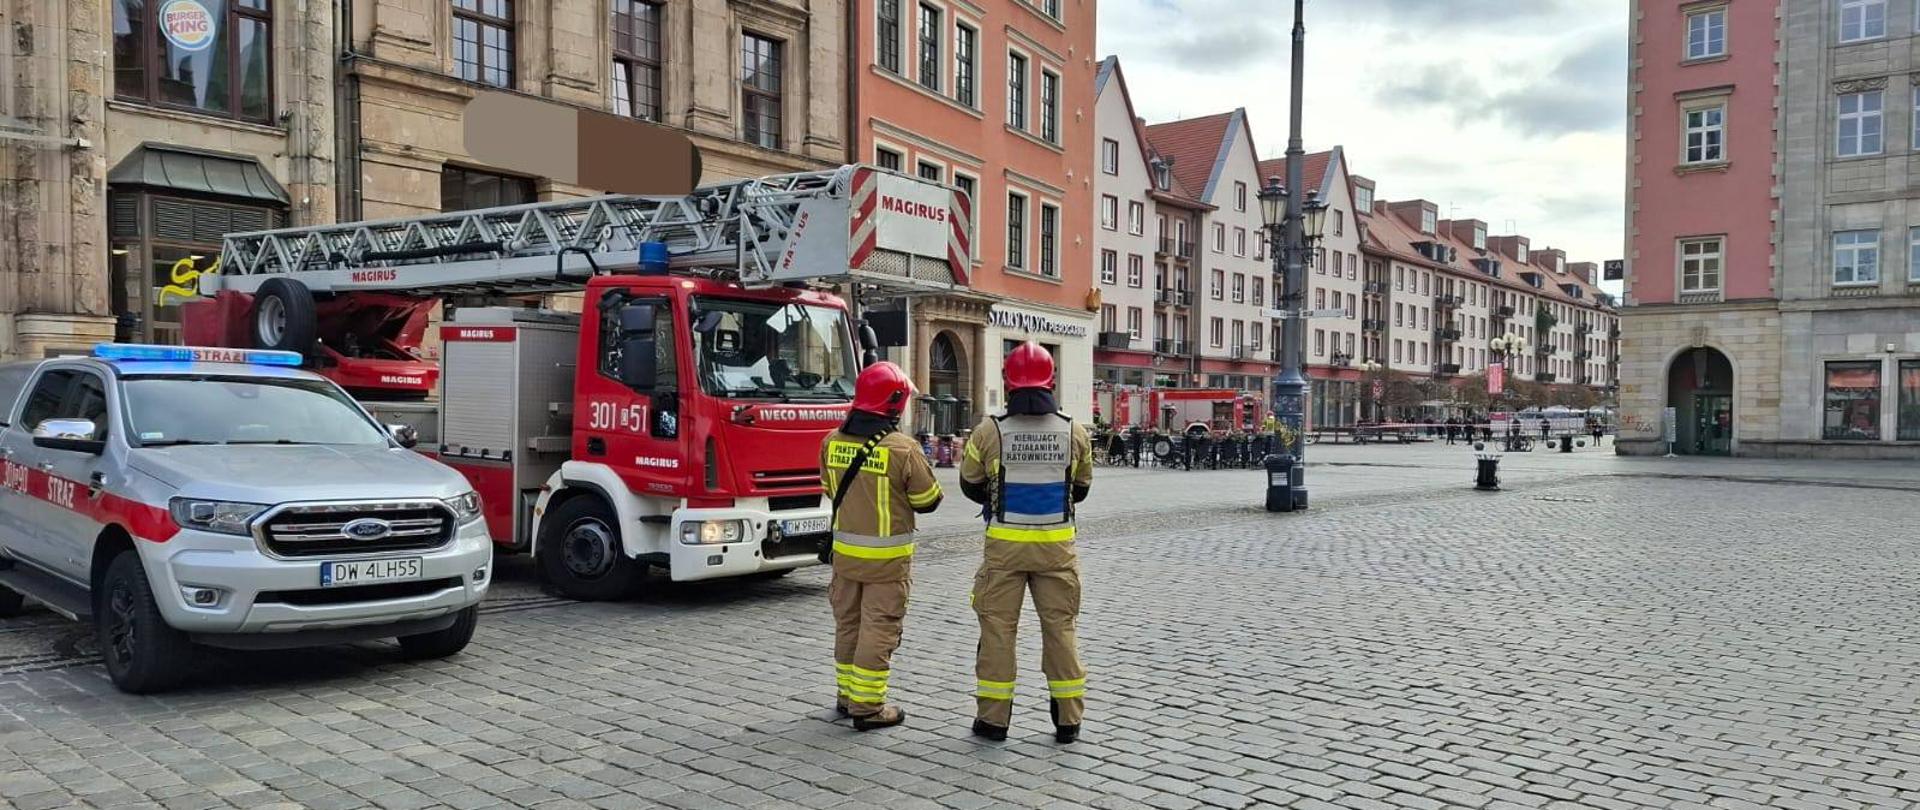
top-left (1255, 148), bottom-right (1337, 201)
top-left (1143, 110), bottom-right (1252, 204)
top-left (1098, 56), bottom-right (1211, 210)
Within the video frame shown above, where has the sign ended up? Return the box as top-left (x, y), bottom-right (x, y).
top-left (160, 0), bottom-right (217, 52)
top-left (156, 255), bottom-right (217, 305)
top-left (872, 172), bottom-right (955, 258)
top-left (440, 326), bottom-right (518, 342)
top-left (1487, 362), bottom-right (1505, 395)
top-left (1663, 406), bottom-right (1678, 445)
top-left (989, 307), bottom-right (1089, 338)
top-left (1265, 308), bottom-right (1348, 320)
top-left (1604, 260), bottom-right (1624, 281)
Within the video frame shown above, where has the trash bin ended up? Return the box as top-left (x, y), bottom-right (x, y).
top-left (1264, 454), bottom-right (1297, 513)
top-left (1474, 449), bottom-right (1501, 491)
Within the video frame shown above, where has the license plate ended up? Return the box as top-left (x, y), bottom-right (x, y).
top-left (320, 557), bottom-right (423, 587)
top-left (781, 517), bottom-right (830, 537)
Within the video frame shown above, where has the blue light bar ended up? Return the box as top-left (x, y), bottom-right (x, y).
top-left (92, 343), bottom-right (305, 367)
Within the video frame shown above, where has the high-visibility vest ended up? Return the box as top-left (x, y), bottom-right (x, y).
top-left (986, 412), bottom-right (1076, 544)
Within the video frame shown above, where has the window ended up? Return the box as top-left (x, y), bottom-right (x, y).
top-left (1824, 361), bottom-right (1882, 440)
top-left (1040, 70), bottom-right (1060, 144)
top-left (1394, 340), bottom-right (1402, 362)
top-left (1210, 318), bottom-right (1224, 347)
top-left (1252, 278), bottom-right (1264, 307)
top-left (1041, 0), bottom-right (1061, 20)
top-left (740, 33), bottom-right (784, 149)
top-left (1910, 228), bottom-right (1920, 282)
top-left (1039, 203), bottom-right (1059, 277)
top-left (1686, 7), bottom-right (1727, 59)
top-left (442, 165), bottom-right (535, 211)
top-left (1211, 269), bottom-right (1224, 300)
top-left (1127, 307), bottom-right (1143, 339)
top-left (1679, 237), bottom-right (1723, 292)
top-left (1421, 208), bottom-right (1436, 234)
top-left (1315, 330), bottom-right (1325, 357)
top-left (1899, 361), bottom-right (1920, 441)
top-left (1684, 104), bottom-right (1726, 164)
top-left (1101, 195), bottom-right (1119, 230)
top-left (1102, 139), bottom-right (1120, 174)
top-left (1099, 304), bottom-right (1116, 333)
top-left (1355, 186), bottom-right (1373, 213)
top-left (917, 4), bottom-right (941, 90)
top-left (954, 24), bottom-right (977, 107)
top-left (1232, 321), bottom-right (1245, 352)
top-left (1395, 303), bottom-right (1403, 326)
top-left (953, 173), bottom-right (977, 248)
top-left (1234, 228), bottom-right (1247, 258)
top-left (917, 161), bottom-right (943, 183)
top-left (1006, 192), bottom-right (1027, 269)
top-left (1232, 274), bottom-right (1245, 303)
top-left (878, 0), bottom-right (902, 72)
top-left (611, 0), bottom-right (663, 120)
top-left (1100, 250), bottom-right (1117, 284)
top-left (1334, 211), bottom-right (1344, 237)
top-left (1128, 202), bottom-right (1144, 235)
top-left (1250, 326), bottom-right (1263, 353)
top-left (874, 147), bottom-right (902, 171)
top-left (1314, 289), bottom-right (1325, 308)
top-left (1007, 52), bottom-right (1028, 129)
top-left (1833, 229), bottom-right (1880, 285)
top-left (1838, 90), bottom-right (1883, 157)
top-left (112, 0), bottom-right (274, 121)
top-left (1234, 182), bottom-right (1247, 212)
top-left (453, 0), bottom-right (514, 88)
top-left (1840, 0), bottom-right (1886, 42)
top-left (1213, 224), bottom-right (1226, 253)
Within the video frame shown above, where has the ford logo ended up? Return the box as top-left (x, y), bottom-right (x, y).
top-left (341, 518), bottom-right (393, 541)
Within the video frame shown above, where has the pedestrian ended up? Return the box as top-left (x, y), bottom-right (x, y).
top-left (1590, 418), bottom-right (1604, 448)
top-left (959, 341), bottom-right (1093, 745)
top-left (1539, 417), bottom-right (1551, 441)
top-left (1445, 418), bottom-right (1457, 445)
top-left (820, 361), bottom-right (944, 731)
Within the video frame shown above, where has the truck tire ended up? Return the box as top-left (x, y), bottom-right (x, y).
top-left (397, 606), bottom-right (478, 660)
top-left (97, 551), bottom-right (193, 694)
top-left (250, 277), bottom-right (318, 354)
top-left (538, 496), bottom-right (643, 601)
top-left (0, 584), bottom-right (23, 618)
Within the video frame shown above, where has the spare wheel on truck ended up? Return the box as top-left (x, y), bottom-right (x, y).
top-left (250, 277), bottom-right (319, 354)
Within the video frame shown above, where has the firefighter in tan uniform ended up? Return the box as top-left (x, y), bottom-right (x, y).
top-left (960, 341), bottom-right (1094, 744)
top-left (820, 361), bottom-right (943, 731)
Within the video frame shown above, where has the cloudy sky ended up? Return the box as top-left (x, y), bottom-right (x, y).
top-left (1101, 0), bottom-right (1627, 291)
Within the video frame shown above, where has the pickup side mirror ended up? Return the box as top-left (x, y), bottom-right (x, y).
top-left (386, 423), bottom-right (419, 450)
top-left (33, 418), bottom-right (105, 455)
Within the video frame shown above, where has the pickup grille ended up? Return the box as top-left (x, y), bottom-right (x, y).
top-left (258, 502), bottom-right (453, 558)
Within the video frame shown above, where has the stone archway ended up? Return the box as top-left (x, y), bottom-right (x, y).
top-left (927, 331), bottom-right (970, 434)
top-left (1667, 346), bottom-right (1734, 455)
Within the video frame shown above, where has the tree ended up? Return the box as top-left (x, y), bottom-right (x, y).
top-left (1454, 374), bottom-right (1493, 411)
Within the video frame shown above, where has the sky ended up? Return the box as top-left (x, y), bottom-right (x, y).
top-left (1100, 0), bottom-right (1628, 293)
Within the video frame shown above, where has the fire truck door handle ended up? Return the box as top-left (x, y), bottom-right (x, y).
top-left (586, 437), bottom-right (606, 456)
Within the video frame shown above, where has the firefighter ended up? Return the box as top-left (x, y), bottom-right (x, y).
top-left (821, 361), bottom-right (944, 731)
top-left (960, 341), bottom-right (1093, 744)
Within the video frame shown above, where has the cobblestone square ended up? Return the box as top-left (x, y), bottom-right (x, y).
top-left (4, 447), bottom-right (1920, 809)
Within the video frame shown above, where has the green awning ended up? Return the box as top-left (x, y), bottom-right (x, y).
top-left (107, 142), bottom-right (289, 205)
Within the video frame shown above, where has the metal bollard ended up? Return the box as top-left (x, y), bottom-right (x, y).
top-left (1263, 454), bottom-right (1298, 512)
top-left (1474, 443), bottom-right (1501, 491)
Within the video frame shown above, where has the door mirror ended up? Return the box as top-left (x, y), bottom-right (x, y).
top-left (386, 423), bottom-right (419, 449)
top-left (617, 302), bottom-right (660, 389)
top-left (32, 418), bottom-right (104, 454)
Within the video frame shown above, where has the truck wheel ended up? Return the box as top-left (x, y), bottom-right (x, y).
top-left (397, 606), bottom-right (478, 660)
top-left (538, 496), bottom-right (642, 601)
top-left (0, 584), bottom-right (23, 618)
top-left (250, 277), bottom-right (318, 354)
top-left (96, 551), bottom-right (193, 694)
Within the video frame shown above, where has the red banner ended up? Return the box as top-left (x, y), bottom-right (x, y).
top-left (1488, 362), bottom-right (1505, 395)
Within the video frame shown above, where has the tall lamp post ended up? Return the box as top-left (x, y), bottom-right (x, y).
top-left (1489, 334), bottom-right (1528, 443)
top-left (1260, 182), bottom-right (1328, 505)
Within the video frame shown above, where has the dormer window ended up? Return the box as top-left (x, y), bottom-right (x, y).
top-left (1473, 224), bottom-right (1486, 250)
top-left (1420, 208), bottom-right (1436, 234)
top-left (1517, 244), bottom-right (1529, 263)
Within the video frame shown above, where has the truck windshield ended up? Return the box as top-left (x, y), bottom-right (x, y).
top-left (691, 297), bottom-right (856, 401)
top-left (120, 376), bottom-right (391, 447)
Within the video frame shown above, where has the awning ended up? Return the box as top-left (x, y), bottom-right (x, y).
top-left (106, 142), bottom-right (288, 205)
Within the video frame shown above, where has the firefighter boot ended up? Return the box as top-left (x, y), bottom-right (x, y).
top-left (853, 705), bottom-right (906, 731)
top-left (971, 718), bottom-right (1009, 741)
top-left (1051, 699), bottom-right (1080, 744)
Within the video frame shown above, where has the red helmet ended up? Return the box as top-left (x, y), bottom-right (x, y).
top-left (1004, 341), bottom-right (1055, 391)
top-left (852, 361), bottom-right (913, 417)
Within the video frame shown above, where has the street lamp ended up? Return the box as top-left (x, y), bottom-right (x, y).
top-left (1262, 0), bottom-right (1324, 513)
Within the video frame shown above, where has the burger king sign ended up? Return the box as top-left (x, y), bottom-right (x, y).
top-left (161, 0), bottom-right (216, 52)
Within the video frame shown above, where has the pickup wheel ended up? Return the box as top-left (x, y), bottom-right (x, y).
top-left (397, 606), bottom-right (478, 660)
top-left (97, 551), bottom-right (193, 694)
top-left (0, 584), bottom-right (23, 618)
top-left (538, 497), bottom-right (642, 601)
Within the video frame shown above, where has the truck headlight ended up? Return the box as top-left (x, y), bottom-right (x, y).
top-left (169, 498), bottom-right (268, 536)
top-left (445, 491), bottom-right (483, 525)
top-left (679, 520), bottom-right (746, 545)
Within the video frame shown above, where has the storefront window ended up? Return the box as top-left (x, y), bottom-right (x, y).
top-left (1899, 360), bottom-right (1920, 441)
top-left (113, 0), bottom-right (273, 122)
top-left (108, 190), bottom-right (281, 345)
top-left (1823, 361), bottom-right (1882, 440)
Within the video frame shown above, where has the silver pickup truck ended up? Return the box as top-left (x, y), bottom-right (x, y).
top-left (0, 344), bottom-right (492, 692)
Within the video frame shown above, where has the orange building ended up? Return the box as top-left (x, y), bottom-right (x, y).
top-left (850, 0), bottom-right (1098, 426)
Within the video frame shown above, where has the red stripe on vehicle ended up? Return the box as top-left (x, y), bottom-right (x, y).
top-left (2, 462), bottom-right (178, 542)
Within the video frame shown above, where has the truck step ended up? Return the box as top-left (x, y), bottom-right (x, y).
top-left (0, 565), bottom-right (92, 622)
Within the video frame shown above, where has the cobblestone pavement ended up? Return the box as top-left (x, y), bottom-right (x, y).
top-left (4, 451), bottom-right (1920, 809)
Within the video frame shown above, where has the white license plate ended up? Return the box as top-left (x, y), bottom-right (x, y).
top-left (781, 517), bottom-right (830, 537)
top-left (320, 557), bottom-right (423, 587)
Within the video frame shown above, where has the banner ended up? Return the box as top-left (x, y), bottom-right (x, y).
top-left (1487, 362), bottom-right (1504, 395)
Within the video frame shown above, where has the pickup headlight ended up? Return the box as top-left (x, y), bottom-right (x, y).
top-left (445, 491), bottom-right (483, 525)
top-left (680, 520), bottom-right (747, 545)
top-left (169, 498), bottom-right (268, 536)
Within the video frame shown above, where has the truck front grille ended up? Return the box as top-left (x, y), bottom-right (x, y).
top-left (753, 469), bottom-right (821, 490)
top-left (258, 501), bottom-right (453, 558)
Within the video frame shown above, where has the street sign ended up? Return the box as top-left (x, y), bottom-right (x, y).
top-left (1604, 260), bottom-right (1624, 281)
top-left (1266, 308), bottom-right (1350, 319)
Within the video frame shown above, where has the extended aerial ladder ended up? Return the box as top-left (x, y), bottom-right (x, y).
top-left (201, 164), bottom-right (973, 299)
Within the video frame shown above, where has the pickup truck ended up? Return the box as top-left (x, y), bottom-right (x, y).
top-left (0, 344), bottom-right (493, 692)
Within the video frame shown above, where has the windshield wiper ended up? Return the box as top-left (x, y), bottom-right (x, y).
top-left (717, 385), bottom-right (791, 402)
top-left (139, 439), bottom-right (220, 447)
top-left (224, 439), bottom-right (308, 445)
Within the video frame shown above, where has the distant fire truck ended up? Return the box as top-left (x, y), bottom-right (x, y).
top-left (185, 165), bottom-right (970, 599)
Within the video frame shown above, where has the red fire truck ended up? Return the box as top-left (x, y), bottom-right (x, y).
top-left (184, 165), bottom-right (970, 599)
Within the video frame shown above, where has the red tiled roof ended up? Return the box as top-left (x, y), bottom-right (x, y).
top-left (1143, 111), bottom-right (1237, 203)
top-left (1256, 150), bottom-right (1334, 199)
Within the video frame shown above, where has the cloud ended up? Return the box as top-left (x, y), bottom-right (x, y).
top-left (1366, 34), bottom-right (1624, 138)
top-left (1159, 24), bottom-right (1285, 73)
top-left (1320, 0), bottom-right (1581, 28)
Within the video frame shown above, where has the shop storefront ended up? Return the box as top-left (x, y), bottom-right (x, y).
top-left (982, 303), bottom-right (1096, 421)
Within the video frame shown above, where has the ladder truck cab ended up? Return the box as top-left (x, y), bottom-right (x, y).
top-left (185, 165), bottom-right (972, 599)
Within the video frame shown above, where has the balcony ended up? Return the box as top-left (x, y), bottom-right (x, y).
top-left (1154, 338), bottom-right (1190, 356)
top-left (1575, 349), bottom-right (1593, 361)
top-left (1574, 324), bottom-right (1593, 337)
top-left (1434, 363), bottom-right (1461, 377)
top-left (1537, 343), bottom-right (1556, 355)
top-left (1097, 331), bottom-right (1136, 350)
top-left (1362, 318), bottom-right (1386, 333)
top-left (1156, 288), bottom-right (1176, 306)
top-left (1230, 346), bottom-right (1248, 360)
top-left (1537, 372), bottom-right (1557, 383)
top-left (1434, 326), bottom-right (1462, 342)
top-left (1329, 351), bottom-right (1353, 368)
top-left (1578, 375), bottom-right (1594, 385)
top-left (1494, 304), bottom-right (1515, 319)
top-left (1609, 326), bottom-right (1621, 339)
top-left (1157, 237), bottom-right (1195, 260)
top-left (1364, 280), bottom-right (1387, 294)
top-left (1434, 294), bottom-right (1465, 309)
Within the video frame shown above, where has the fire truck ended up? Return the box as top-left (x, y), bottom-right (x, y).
top-left (183, 165), bottom-right (970, 599)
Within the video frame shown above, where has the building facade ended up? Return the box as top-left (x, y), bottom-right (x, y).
top-left (1261, 149), bottom-right (1364, 427)
top-left (850, 0), bottom-right (1097, 424)
top-left (1625, 0), bottom-right (1920, 457)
